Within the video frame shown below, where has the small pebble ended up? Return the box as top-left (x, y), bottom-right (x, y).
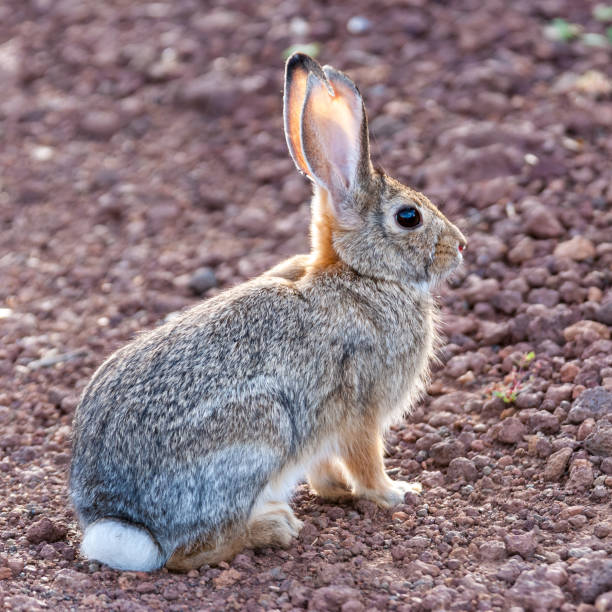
top-left (188, 267), bottom-right (218, 295)
top-left (346, 16), bottom-right (372, 34)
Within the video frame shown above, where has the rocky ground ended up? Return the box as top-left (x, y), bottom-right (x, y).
top-left (1, 0), bottom-right (612, 610)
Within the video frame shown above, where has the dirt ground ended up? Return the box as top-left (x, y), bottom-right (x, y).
top-left (1, 0), bottom-right (612, 610)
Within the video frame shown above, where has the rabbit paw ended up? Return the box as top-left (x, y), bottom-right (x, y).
top-left (308, 460), bottom-right (355, 503)
top-left (284, 510), bottom-right (304, 539)
top-left (249, 502), bottom-right (303, 548)
top-left (311, 479), bottom-right (354, 503)
top-left (358, 479), bottom-right (422, 509)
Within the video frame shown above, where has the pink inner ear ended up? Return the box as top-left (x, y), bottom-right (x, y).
top-left (326, 95), bottom-right (361, 186)
top-left (301, 74), bottom-right (363, 196)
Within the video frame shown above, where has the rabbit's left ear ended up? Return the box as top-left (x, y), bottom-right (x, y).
top-left (284, 54), bottom-right (372, 222)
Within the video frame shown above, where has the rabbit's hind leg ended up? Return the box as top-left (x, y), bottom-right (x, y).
top-left (167, 500), bottom-right (302, 570)
top-left (247, 501), bottom-right (302, 548)
top-left (167, 467), bottom-right (305, 570)
top-left (166, 529), bottom-right (246, 571)
top-left (246, 463), bottom-right (304, 548)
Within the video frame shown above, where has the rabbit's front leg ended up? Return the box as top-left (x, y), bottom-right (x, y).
top-left (340, 424), bottom-right (421, 509)
top-left (307, 457), bottom-right (354, 502)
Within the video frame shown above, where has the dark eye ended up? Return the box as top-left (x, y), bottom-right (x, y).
top-left (395, 206), bottom-right (421, 229)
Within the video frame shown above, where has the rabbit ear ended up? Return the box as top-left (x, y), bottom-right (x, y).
top-left (284, 53), bottom-right (328, 177)
top-left (284, 54), bottom-right (372, 222)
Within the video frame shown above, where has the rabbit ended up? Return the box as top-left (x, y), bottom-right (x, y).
top-left (69, 53), bottom-right (467, 573)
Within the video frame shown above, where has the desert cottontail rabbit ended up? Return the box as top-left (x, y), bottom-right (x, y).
top-left (70, 53), bottom-right (467, 572)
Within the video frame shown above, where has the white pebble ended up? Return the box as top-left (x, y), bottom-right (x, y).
top-left (31, 146), bottom-right (54, 161)
top-left (347, 16), bottom-right (372, 35)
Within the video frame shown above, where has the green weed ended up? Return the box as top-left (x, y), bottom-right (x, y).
top-left (490, 351), bottom-right (538, 404)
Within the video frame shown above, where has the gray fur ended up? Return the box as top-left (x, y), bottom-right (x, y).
top-left (70, 274), bottom-right (433, 560)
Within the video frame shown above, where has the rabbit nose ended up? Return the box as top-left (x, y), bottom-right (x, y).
top-left (452, 225), bottom-right (467, 252)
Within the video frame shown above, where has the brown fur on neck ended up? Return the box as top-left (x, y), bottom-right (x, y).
top-left (307, 188), bottom-right (341, 273)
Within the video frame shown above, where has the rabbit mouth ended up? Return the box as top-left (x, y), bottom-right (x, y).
top-left (433, 242), bottom-right (463, 278)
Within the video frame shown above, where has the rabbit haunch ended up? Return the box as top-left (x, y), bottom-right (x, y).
top-left (70, 53), bottom-right (466, 571)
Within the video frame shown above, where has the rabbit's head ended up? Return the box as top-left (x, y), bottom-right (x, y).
top-left (284, 54), bottom-right (466, 287)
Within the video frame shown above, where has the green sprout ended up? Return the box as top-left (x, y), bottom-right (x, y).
top-left (491, 351), bottom-right (537, 404)
top-left (544, 18), bottom-right (582, 41)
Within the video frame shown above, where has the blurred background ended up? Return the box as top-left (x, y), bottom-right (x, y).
top-left (0, 0), bottom-right (610, 363)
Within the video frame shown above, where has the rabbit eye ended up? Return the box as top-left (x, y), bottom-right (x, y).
top-left (395, 206), bottom-right (421, 229)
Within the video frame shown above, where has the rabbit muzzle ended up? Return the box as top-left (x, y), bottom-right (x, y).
top-left (432, 227), bottom-right (467, 278)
